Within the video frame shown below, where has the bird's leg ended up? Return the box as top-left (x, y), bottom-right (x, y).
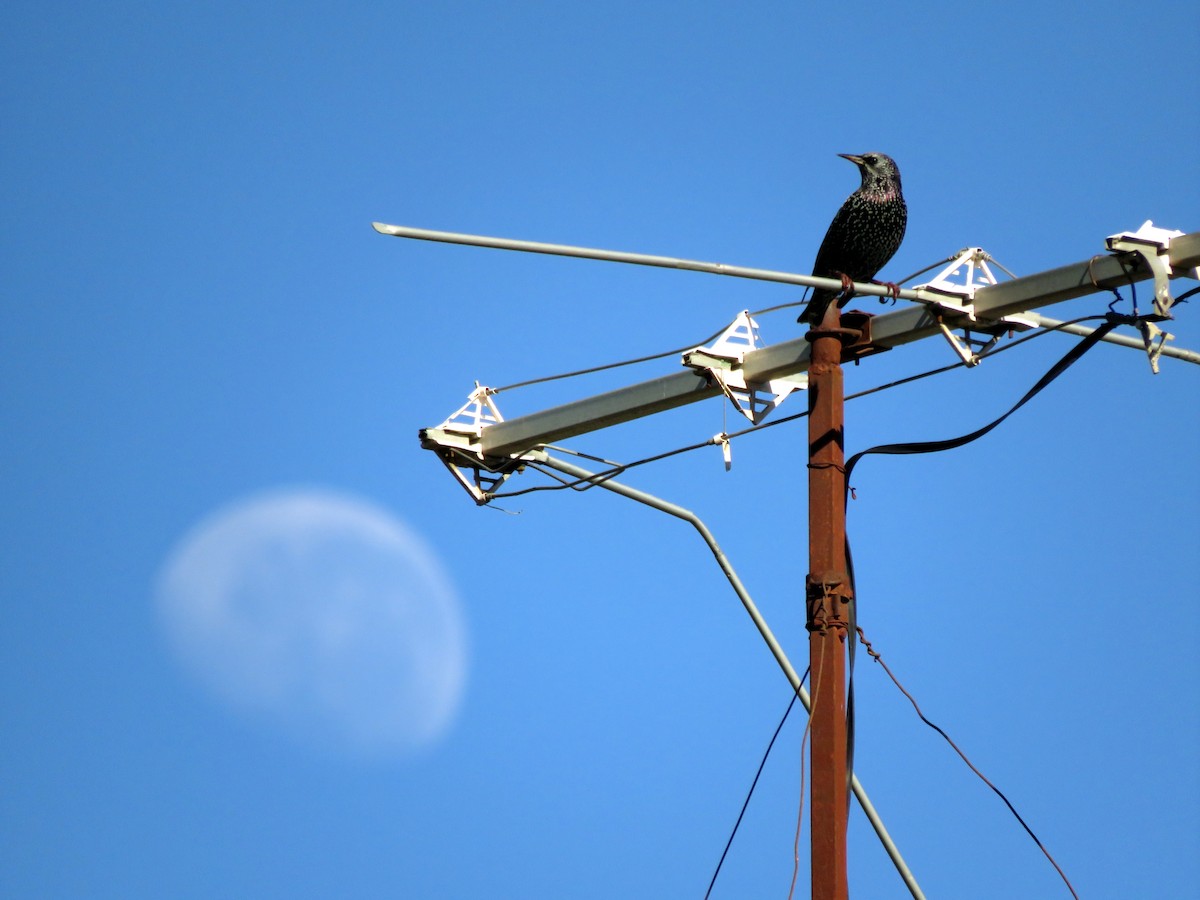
top-left (870, 279), bottom-right (901, 307)
top-left (834, 271), bottom-right (855, 301)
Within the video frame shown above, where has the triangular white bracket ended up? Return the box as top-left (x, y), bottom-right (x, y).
top-left (419, 383), bottom-right (524, 505)
top-left (934, 319), bottom-right (1005, 367)
top-left (919, 246), bottom-right (1006, 303)
top-left (682, 311), bottom-right (807, 425)
top-left (439, 381), bottom-right (504, 440)
top-left (914, 247), bottom-right (1036, 366)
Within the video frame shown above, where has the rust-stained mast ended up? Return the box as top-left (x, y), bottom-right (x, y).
top-left (805, 302), bottom-right (854, 899)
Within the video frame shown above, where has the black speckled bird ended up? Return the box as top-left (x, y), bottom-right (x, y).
top-left (798, 152), bottom-right (907, 326)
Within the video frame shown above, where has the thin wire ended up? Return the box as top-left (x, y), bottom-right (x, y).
top-left (703, 668), bottom-right (811, 900)
top-left (492, 323), bottom-right (731, 393)
top-left (493, 300), bottom-right (798, 393)
top-left (988, 256), bottom-right (1020, 280)
top-left (488, 296), bottom-right (801, 392)
top-left (856, 627), bottom-right (1079, 900)
top-left (788, 640), bottom-right (825, 900)
top-left (892, 252), bottom-right (966, 286)
top-left (751, 299), bottom-right (809, 317)
top-left (488, 437), bottom-right (717, 500)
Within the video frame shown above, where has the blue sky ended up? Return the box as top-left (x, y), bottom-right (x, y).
top-left (3, 3), bottom-right (1198, 898)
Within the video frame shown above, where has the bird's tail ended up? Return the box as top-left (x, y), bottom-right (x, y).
top-left (798, 289), bottom-right (836, 325)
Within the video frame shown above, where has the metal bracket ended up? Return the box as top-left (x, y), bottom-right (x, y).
top-left (1105, 221), bottom-right (1187, 374)
top-left (437, 381), bottom-right (504, 440)
top-left (805, 575), bottom-right (853, 634)
top-left (1105, 220), bottom-right (1187, 318)
top-left (934, 317), bottom-right (1006, 368)
top-left (914, 247), bottom-right (1036, 366)
top-left (682, 311), bottom-right (807, 425)
top-left (1137, 321), bottom-right (1170, 374)
top-left (418, 383), bottom-right (521, 504)
top-left (921, 247), bottom-right (1007, 302)
top-left (715, 433), bottom-right (733, 471)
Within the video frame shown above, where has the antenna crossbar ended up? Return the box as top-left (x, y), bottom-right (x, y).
top-left (382, 224), bottom-right (1199, 464)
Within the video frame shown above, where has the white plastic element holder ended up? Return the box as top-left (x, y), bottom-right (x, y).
top-left (420, 383), bottom-right (522, 503)
top-left (439, 381), bottom-right (504, 440)
top-left (682, 311), bottom-right (808, 425)
top-left (913, 247), bottom-right (1036, 366)
top-left (921, 246), bottom-right (1006, 302)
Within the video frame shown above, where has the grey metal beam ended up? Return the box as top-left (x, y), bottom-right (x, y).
top-left (1169, 231), bottom-right (1200, 270)
top-left (481, 370), bottom-right (719, 458)
top-left (451, 232), bottom-right (1199, 461)
top-left (973, 249), bottom-right (1154, 317)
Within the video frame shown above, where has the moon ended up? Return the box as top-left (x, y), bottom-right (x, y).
top-left (155, 488), bottom-right (467, 758)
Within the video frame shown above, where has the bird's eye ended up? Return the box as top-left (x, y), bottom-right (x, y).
top-left (864, 155), bottom-right (877, 165)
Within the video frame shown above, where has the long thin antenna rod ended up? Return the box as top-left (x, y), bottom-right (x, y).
top-left (373, 223), bottom-right (1200, 317)
top-left (372, 221), bottom-right (922, 301)
top-left (532, 449), bottom-right (927, 900)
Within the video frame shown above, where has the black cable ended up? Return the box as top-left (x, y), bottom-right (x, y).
top-left (843, 313), bottom-right (1123, 764)
top-left (1172, 284), bottom-right (1199, 305)
top-left (838, 314), bottom-right (1133, 896)
top-left (704, 668), bottom-right (811, 900)
top-left (843, 313), bottom-right (1130, 484)
top-left (486, 438), bottom-right (717, 501)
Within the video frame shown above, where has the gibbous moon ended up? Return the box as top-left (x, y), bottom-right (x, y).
top-left (155, 488), bottom-right (467, 757)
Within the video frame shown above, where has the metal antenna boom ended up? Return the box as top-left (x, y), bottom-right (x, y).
top-left (372, 221), bottom-right (924, 300)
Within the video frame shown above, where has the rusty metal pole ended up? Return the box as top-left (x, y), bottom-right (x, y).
top-left (806, 303), bottom-right (853, 899)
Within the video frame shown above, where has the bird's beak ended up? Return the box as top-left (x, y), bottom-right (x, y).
top-left (838, 153), bottom-right (865, 166)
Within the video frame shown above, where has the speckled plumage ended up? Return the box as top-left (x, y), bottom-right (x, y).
top-left (799, 152), bottom-right (907, 325)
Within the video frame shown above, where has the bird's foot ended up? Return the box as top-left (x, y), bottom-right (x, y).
top-left (835, 271), bottom-right (855, 301)
top-left (871, 280), bottom-right (901, 306)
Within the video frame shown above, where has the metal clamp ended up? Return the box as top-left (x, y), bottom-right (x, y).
top-left (805, 575), bottom-right (853, 634)
top-left (1105, 221), bottom-right (1183, 319)
top-left (1105, 221), bottom-right (1189, 373)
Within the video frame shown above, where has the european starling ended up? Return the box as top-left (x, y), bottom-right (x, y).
top-left (798, 152), bottom-right (907, 326)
